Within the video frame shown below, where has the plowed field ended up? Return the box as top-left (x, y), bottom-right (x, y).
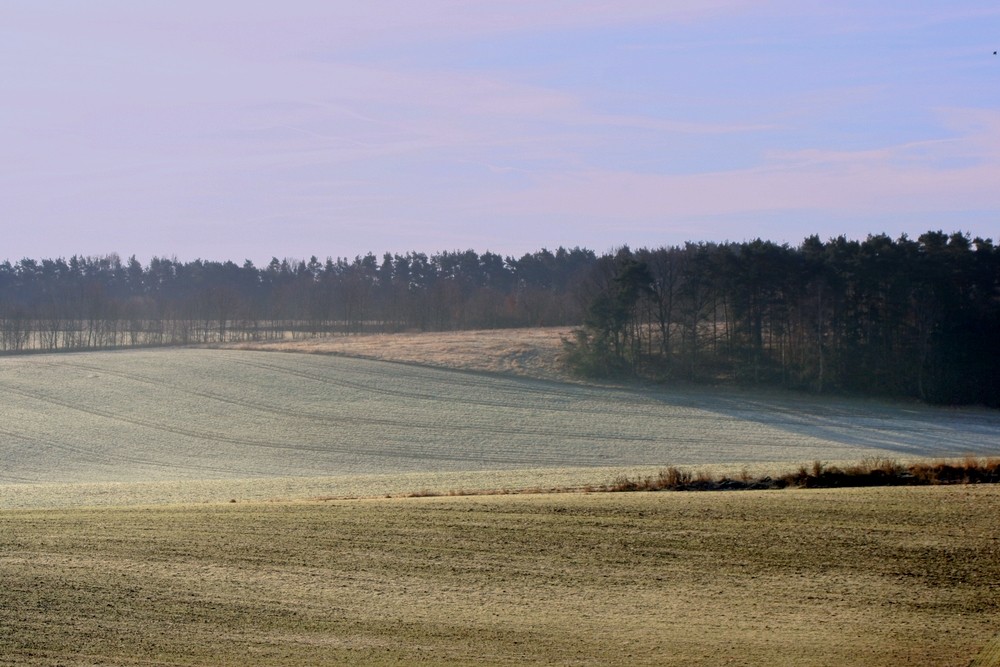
top-left (2, 487), bottom-right (999, 666)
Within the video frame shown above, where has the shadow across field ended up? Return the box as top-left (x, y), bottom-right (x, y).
top-left (641, 384), bottom-right (1000, 461)
top-left (2, 348), bottom-right (1000, 509)
top-left (247, 328), bottom-right (1000, 462)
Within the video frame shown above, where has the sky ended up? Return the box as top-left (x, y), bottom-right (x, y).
top-left (2, 1), bottom-right (999, 264)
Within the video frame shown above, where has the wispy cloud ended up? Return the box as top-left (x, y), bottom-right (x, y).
top-left (466, 107), bottom-right (1000, 222)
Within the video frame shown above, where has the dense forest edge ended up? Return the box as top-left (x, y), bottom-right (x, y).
top-left (2, 230), bottom-right (998, 406)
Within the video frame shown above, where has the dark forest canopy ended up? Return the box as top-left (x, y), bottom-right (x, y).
top-left (2, 232), bottom-right (998, 406)
top-left (566, 231), bottom-right (1000, 407)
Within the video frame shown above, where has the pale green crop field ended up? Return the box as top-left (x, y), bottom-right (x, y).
top-left (2, 347), bottom-right (1000, 508)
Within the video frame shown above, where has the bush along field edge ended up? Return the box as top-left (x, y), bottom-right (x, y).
top-left (384, 457), bottom-right (1000, 499)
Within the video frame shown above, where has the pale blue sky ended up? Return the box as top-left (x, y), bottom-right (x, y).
top-left (2, 2), bottom-right (998, 263)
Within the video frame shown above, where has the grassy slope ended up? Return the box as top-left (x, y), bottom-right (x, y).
top-left (2, 486), bottom-right (999, 666)
top-left (4, 343), bottom-right (1000, 508)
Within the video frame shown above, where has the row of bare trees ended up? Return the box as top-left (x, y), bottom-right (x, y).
top-left (0, 248), bottom-right (596, 352)
top-left (566, 232), bottom-right (1000, 406)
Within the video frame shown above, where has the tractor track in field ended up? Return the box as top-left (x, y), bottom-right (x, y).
top-left (4, 348), bottom-right (1000, 487)
top-left (230, 353), bottom-right (960, 438)
top-left (1, 368), bottom-right (615, 468)
top-left (1, 380), bottom-right (570, 468)
top-left (47, 350), bottom-right (902, 450)
top-left (0, 423), bottom-right (255, 479)
top-left (44, 358), bottom-right (672, 451)
top-left (229, 355), bottom-right (683, 421)
top-left (223, 356), bottom-right (963, 452)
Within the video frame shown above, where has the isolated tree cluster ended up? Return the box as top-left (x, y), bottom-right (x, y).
top-left (566, 231), bottom-right (1000, 406)
top-left (2, 231), bottom-right (998, 406)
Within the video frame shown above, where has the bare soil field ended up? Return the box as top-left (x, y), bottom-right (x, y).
top-left (1, 486), bottom-right (999, 666)
top-left (2, 344), bottom-right (1000, 508)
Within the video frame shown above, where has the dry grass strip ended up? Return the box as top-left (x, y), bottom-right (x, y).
top-left (221, 327), bottom-right (573, 380)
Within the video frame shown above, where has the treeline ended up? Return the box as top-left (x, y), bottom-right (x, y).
top-left (3, 231), bottom-right (998, 406)
top-left (0, 248), bottom-right (596, 351)
top-left (566, 231), bottom-right (1000, 406)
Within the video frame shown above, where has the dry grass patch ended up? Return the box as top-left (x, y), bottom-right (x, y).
top-left (221, 327), bottom-right (573, 380)
top-left (2, 486), bottom-right (999, 666)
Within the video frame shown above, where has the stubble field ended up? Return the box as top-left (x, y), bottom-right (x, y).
top-left (2, 330), bottom-right (1000, 665)
top-left (2, 487), bottom-right (999, 666)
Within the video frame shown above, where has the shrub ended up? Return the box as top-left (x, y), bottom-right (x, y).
top-left (604, 457), bottom-right (1000, 494)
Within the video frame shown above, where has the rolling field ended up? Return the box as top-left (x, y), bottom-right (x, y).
top-left (2, 342), bottom-right (1000, 665)
top-left (2, 346), bottom-right (1000, 507)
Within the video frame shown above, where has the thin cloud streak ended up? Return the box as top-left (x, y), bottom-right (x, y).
top-left (475, 116), bottom-right (1000, 221)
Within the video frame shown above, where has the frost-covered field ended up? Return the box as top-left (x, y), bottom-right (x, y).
top-left (2, 348), bottom-right (999, 508)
